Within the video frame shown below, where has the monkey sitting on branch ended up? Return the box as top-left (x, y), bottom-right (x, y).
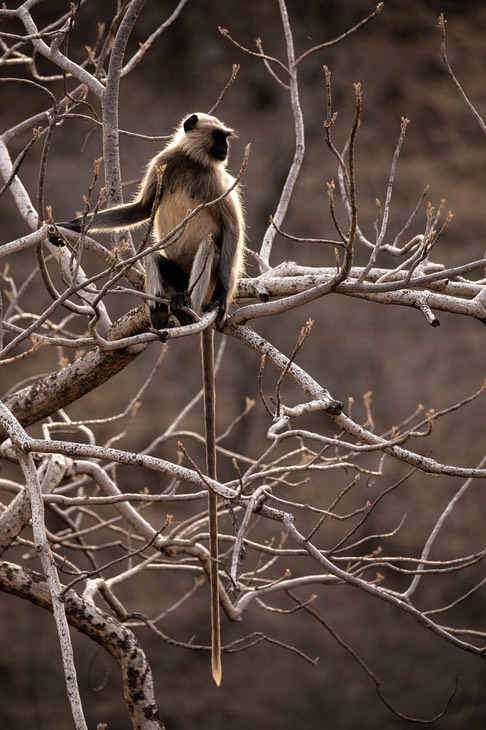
top-left (51, 112), bottom-right (246, 329)
top-left (51, 112), bottom-right (247, 687)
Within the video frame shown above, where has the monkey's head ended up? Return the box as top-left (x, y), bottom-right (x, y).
top-left (178, 113), bottom-right (236, 166)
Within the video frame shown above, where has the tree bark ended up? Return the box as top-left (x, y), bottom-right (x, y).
top-left (1, 308), bottom-right (149, 441)
top-left (0, 561), bottom-right (164, 730)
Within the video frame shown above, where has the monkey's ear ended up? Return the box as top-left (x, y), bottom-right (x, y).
top-left (183, 114), bottom-right (199, 133)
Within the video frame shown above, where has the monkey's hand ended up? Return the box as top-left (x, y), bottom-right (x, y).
top-left (48, 219), bottom-right (82, 247)
top-left (48, 234), bottom-right (65, 247)
top-left (170, 291), bottom-right (200, 327)
top-left (48, 224), bottom-right (68, 247)
top-left (149, 291), bottom-right (196, 330)
top-left (149, 301), bottom-right (173, 330)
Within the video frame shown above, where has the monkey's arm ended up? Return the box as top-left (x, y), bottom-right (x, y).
top-left (62, 199), bottom-right (154, 234)
top-left (50, 159), bottom-right (164, 241)
top-left (48, 200), bottom-right (153, 247)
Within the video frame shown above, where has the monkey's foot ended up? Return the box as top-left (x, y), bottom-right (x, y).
top-left (205, 299), bottom-right (226, 323)
top-left (149, 303), bottom-right (174, 330)
top-left (149, 301), bottom-right (196, 330)
top-left (168, 291), bottom-right (200, 327)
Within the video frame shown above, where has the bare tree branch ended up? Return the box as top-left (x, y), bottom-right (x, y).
top-left (1, 3), bottom-right (485, 727)
top-left (0, 561), bottom-right (164, 729)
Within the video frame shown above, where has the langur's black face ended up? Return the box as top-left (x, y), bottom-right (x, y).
top-left (210, 130), bottom-right (230, 161)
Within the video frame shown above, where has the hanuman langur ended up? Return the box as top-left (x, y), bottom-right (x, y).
top-left (53, 112), bottom-right (245, 328)
top-left (51, 112), bottom-right (247, 687)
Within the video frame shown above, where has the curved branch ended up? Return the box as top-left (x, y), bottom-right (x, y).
top-left (0, 561), bottom-right (164, 730)
top-left (235, 265), bottom-right (486, 323)
top-left (295, 3), bottom-right (384, 66)
top-left (15, 6), bottom-right (105, 97)
top-left (1, 307), bottom-right (150, 441)
top-left (439, 14), bottom-right (486, 136)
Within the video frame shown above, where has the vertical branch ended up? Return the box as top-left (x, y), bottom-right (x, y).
top-left (0, 288), bottom-right (3, 352)
top-left (103, 0), bottom-right (148, 256)
top-left (0, 403), bottom-right (88, 730)
top-left (358, 116), bottom-right (410, 281)
top-left (201, 326), bottom-right (221, 685)
top-left (323, 70), bottom-right (361, 280)
top-left (259, 0), bottom-right (305, 267)
top-left (339, 82), bottom-right (361, 278)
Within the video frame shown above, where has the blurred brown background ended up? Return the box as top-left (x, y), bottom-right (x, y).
top-left (1, 0), bottom-right (486, 727)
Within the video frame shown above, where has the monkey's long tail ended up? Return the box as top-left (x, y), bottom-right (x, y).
top-left (201, 326), bottom-right (222, 686)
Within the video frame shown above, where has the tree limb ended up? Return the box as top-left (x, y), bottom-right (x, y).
top-left (0, 561), bottom-right (164, 730)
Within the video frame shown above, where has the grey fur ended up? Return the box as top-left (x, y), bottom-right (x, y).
top-left (188, 236), bottom-right (218, 314)
top-left (59, 112), bottom-right (245, 326)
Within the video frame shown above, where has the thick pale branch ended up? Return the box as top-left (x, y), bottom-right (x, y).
top-left (103, 0), bottom-right (149, 213)
top-left (19, 437), bottom-right (237, 501)
top-left (226, 323), bottom-right (486, 480)
top-left (0, 137), bottom-right (39, 228)
top-left (0, 561), bottom-right (164, 730)
top-left (236, 265), bottom-right (486, 323)
top-left (1, 308), bottom-right (149, 441)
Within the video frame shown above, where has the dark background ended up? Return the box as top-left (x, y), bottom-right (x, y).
top-left (1, 1), bottom-right (486, 728)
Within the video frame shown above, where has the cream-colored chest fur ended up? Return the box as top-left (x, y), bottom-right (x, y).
top-left (154, 187), bottom-right (220, 275)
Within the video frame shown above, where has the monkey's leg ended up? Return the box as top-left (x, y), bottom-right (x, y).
top-left (206, 279), bottom-right (229, 322)
top-left (201, 326), bottom-right (222, 685)
top-left (146, 253), bottom-right (193, 328)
